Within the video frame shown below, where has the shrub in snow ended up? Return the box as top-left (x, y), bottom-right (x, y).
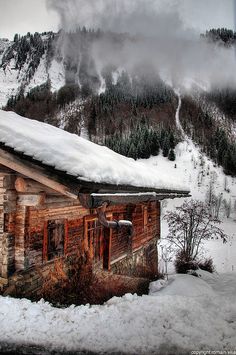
top-left (38, 254), bottom-right (150, 306)
top-left (175, 252), bottom-right (215, 274)
top-left (164, 200), bottom-right (227, 273)
top-left (174, 250), bottom-right (198, 274)
top-left (198, 257), bottom-right (215, 273)
top-left (39, 255), bottom-right (106, 306)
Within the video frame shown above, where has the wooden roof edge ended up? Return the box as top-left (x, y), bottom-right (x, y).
top-left (0, 146), bottom-right (80, 199)
top-left (0, 145), bottom-right (190, 200)
top-left (79, 191), bottom-right (191, 209)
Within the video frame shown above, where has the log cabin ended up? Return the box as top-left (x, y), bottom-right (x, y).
top-left (0, 110), bottom-right (190, 299)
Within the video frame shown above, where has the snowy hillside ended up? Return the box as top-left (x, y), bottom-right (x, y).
top-left (0, 34), bottom-right (65, 108)
top-left (140, 139), bottom-right (236, 273)
top-left (0, 39), bottom-right (19, 107)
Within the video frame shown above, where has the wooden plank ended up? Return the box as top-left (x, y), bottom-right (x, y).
top-left (64, 220), bottom-right (69, 255)
top-left (45, 195), bottom-right (72, 204)
top-left (43, 221), bottom-right (48, 262)
top-left (0, 148), bottom-right (78, 200)
top-left (17, 193), bottom-right (45, 207)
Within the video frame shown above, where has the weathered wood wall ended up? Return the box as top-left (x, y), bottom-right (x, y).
top-left (25, 203), bottom-right (88, 268)
top-left (0, 172), bottom-right (160, 296)
top-left (22, 200), bottom-right (160, 270)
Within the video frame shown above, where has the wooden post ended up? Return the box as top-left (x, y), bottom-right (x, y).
top-left (0, 174), bottom-right (17, 279)
top-left (15, 205), bottom-right (27, 271)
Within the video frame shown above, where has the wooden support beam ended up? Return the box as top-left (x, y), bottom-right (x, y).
top-left (79, 191), bottom-right (191, 209)
top-left (15, 177), bottom-right (59, 195)
top-left (0, 164), bottom-right (14, 174)
top-left (79, 193), bottom-right (156, 208)
top-left (17, 193), bottom-right (45, 207)
top-left (0, 148), bottom-right (78, 200)
top-left (45, 195), bottom-right (72, 204)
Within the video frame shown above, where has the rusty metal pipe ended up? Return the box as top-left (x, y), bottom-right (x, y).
top-left (97, 202), bottom-right (133, 235)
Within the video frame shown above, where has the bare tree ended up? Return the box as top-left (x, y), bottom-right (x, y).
top-left (222, 198), bottom-right (231, 218)
top-left (158, 242), bottom-right (175, 279)
top-left (164, 200), bottom-right (227, 262)
top-left (211, 193), bottom-right (224, 219)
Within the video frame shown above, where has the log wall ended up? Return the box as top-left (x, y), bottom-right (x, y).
top-left (10, 202), bottom-right (160, 270)
top-left (0, 172), bottom-right (161, 296)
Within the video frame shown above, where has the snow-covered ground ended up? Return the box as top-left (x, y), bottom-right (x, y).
top-left (0, 137), bottom-right (235, 354)
top-left (141, 139), bottom-right (236, 274)
top-left (0, 271), bottom-right (235, 354)
top-left (141, 91), bottom-right (236, 275)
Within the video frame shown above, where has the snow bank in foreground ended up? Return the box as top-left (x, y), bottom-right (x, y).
top-left (0, 272), bottom-right (235, 354)
top-left (0, 110), bottom-right (187, 192)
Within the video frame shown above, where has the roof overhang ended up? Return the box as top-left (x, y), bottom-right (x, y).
top-left (79, 191), bottom-right (191, 209)
top-left (0, 144), bottom-right (190, 203)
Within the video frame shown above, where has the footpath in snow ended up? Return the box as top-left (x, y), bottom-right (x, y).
top-left (0, 271), bottom-right (235, 354)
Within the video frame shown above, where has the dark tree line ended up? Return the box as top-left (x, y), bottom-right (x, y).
top-left (181, 96), bottom-right (236, 176)
top-left (87, 69), bottom-right (176, 139)
top-left (209, 128), bottom-right (236, 176)
top-left (207, 88), bottom-right (236, 120)
top-left (99, 69), bottom-right (173, 112)
top-left (5, 82), bottom-right (81, 121)
top-left (105, 121), bottom-right (177, 161)
top-left (201, 28), bottom-right (236, 46)
top-left (5, 82), bottom-right (57, 121)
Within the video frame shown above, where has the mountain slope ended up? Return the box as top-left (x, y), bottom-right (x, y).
top-left (0, 33), bottom-right (65, 108)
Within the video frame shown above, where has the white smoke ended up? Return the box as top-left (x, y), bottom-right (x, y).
top-left (47, 0), bottom-right (236, 91)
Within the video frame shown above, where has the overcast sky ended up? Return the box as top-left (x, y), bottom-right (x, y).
top-left (0, 0), bottom-right (234, 40)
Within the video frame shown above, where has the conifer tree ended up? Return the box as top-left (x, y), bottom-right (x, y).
top-left (162, 137), bottom-right (170, 157)
top-left (168, 148), bottom-right (176, 161)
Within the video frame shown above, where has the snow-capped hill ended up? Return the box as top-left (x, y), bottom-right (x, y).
top-left (0, 32), bottom-right (65, 108)
top-left (0, 38), bottom-right (11, 54)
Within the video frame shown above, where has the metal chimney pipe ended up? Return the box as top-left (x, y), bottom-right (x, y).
top-left (97, 202), bottom-right (133, 236)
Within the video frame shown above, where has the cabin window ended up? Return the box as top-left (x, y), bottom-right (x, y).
top-left (43, 220), bottom-right (66, 261)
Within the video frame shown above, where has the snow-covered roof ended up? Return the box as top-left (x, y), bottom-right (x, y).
top-left (0, 110), bottom-right (189, 193)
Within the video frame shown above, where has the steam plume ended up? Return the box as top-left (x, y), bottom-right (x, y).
top-left (47, 0), bottom-right (236, 91)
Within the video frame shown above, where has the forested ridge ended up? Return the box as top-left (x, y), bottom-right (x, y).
top-left (2, 27), bottom-right (236, 174)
